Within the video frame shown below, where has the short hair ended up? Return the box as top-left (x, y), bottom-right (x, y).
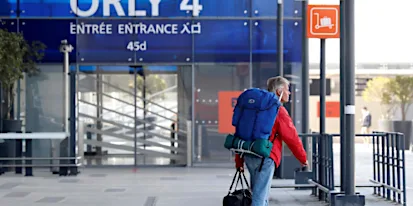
top-left (363, 106), bottom-right (368, 110)
top-left (267, 76), bottom-right (290, 93)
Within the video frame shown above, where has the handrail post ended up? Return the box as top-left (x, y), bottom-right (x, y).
top-left (78, 122), bottom-right (85, 166)
top-left (386, 133), bottom-right (391, 200)
top-left (307, 136), bottom-right (312, 170)
top-left (400, 133), bottom-right (407, 205)
top-left (394, 133), bottom-right (400, 203)
top-left (329, 134), bottom-right (334, 191)
top-left (318, 134), bottom-right (324, 200)
top-left (391, 133), bottom-right (397, 201)
top-left (312, 134), bottom-right (318, 196)
top-left (381, 133), bottom-right (386, 196)
top-left (197, 124), bottom-right (202, 161)
top-left (372, 132), bottom-right (377, 195)
top-left (186, 120), bottom-right (192, 167)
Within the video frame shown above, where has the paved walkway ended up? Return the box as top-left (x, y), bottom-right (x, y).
top-left (0, 166), bottom-right (400, 206)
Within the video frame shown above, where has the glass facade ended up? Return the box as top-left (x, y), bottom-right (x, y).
top-left (1, 0), bottom-right (305, 165)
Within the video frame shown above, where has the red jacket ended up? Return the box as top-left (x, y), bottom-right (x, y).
top-left (235, 106), bottom-right (307, 168)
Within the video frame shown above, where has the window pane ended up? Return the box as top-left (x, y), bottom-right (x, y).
top-left (194, 63), bottom-right (250, 162)
top-left (252, 19), bottom-right (302, 62)
top-left (25, 65), bottom-right (64, 165)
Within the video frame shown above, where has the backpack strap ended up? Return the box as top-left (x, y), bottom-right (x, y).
top-left (258, 133), bottom-right (278, 172)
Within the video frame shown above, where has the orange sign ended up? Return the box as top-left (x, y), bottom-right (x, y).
top-left (307, 5), bottom-right (340, 39)
top-left (317, 101), bottom-right (340, 118)
top-left (218, 91), bottom-right (242, 134)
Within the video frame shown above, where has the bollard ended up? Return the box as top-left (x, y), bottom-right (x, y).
top-left (24, 132), bottom-right (33, 176)
top-left (15, 131), bottom-right (23, 174)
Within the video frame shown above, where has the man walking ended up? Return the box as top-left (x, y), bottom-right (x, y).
top-left (360, 106), bottom-right (372, 144)
top-left (235, 76), bottom-right (308, 206)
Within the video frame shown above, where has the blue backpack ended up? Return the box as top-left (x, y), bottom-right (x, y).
top-left (232, 88), bottom-right (282, 142)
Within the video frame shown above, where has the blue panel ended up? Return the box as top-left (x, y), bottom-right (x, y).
top-left (74, 0), bottom-right (190, 18)
top-left (99, 65), bottom-right (177, 72)
top-left (16, 0), bottom-right (252, 17)
top-left (19, 19), bottom-right (77, 63)
top-left (69, 65), bottom-right (77, 71)
top-left (252, 19), bottom-right (302, 62)
top-left (74, 0), bottom-right (250, 17)
top-left (252, 0), bottom-right (302, 17)
top-left (76, 19), bottom-right (135, 63)
top-left (130, 0), bottom-right (189, 17)
top-left (194, 20), bottom-right (250, 63)
top-left (19, 0), bottom-right (190, 17)
top-left (137, 20), bottom-right (192, 63)
top-left (75, 65), bottom-right (177, 72)
top-left (77, 65), bottom-right (96, 72)
top-left (76, 19), bottom-right (193, 63)
top-left (20, 0), bottom-right (74, 17)
top-left (146, 65), bottom-right (177, 72)
top-left (198, 0), bottom-right (250, 17)
top-left (0, 19), bottom-right (17, 32)
top-left (0, 0), bottom-right (16, 17)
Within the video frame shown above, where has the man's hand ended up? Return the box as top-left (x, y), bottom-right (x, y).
top-left (235, 154), bottom-right (244, 171)
top-left (301, 160), bottom-right (308, 167)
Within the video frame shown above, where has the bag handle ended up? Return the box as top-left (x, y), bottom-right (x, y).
top-left (240, 171), bottom-right (250, 189)
top-left (227, 169), bottom-right (251, 195)
top-left (227, 170), bottom-right (240, 195)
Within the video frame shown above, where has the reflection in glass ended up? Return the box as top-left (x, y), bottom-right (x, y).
top-left (77, 65), bottom-right (192, 166)
top-left (24, 65), bottom-right (65, 165)
top-left (193, 63), bottom-right (250, 163)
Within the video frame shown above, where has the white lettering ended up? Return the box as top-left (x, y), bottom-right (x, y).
top-left (180, 0), bottom-right (203, 16)
top-left (149, 0), bottom-right (161, 16)
top-left (127, 41), bottom-right (147, 51)
top-left (70, 22), bottom-right (113, 34)
top-left (180, 23), bottom-right (191, 34)
top-left (103, 0), bottom-right (125, 16)
top-left (70, 0), bottom-right (202, 17)
top-left (70, 22), bottom-right (199, 35)
top-left (128, 0), bottom-right (146, 16)
top-left (70, 0), bottom-right (99, 17)
top-left (119, 23), bottom-right (137, 34)
top-left (191, 22), bottom-right (201, 34)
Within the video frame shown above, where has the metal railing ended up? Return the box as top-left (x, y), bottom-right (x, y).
top-left (271, 133), bottom-right (335, 200)
top-left (306, 133), bottom-right (335, 201)
top-left (0, 132), bottom-right (82, 176)
top-left (272, 132), bottom-right (407, 205)
top-left (371, 132), bottom-right (407, 205)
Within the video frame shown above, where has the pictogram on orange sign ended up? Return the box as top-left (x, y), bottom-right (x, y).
top-left (307, 5), bottom-right (340, 39)
top-left (317, 101), bottom-right (340, 118)
top-left (218, 91), bottom-right (242, 134)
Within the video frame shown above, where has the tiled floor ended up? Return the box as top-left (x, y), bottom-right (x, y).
top-left (0, 166), bottom-right (402, 206)
top-left (0, 143), bottom-right (410, 205)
